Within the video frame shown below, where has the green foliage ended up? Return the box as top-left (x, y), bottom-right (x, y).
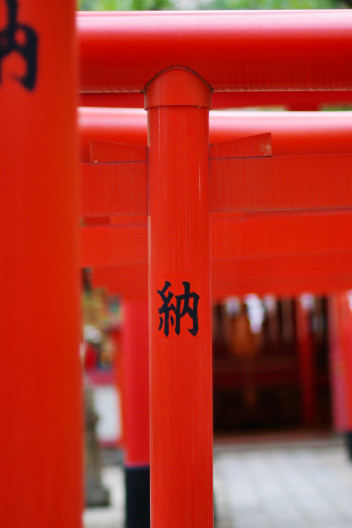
top-left (79, 0), bottom-right (347, 11)
top-left (198, 0), bottom-right (335, 8)
top-left (79, 0), bottom-right (172, 10)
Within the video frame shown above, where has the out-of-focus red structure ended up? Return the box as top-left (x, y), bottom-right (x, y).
top-left (1, 2), bottom-right (82, 528)
top-left (77, 10), bottom-right (352, 93)
top-left (76, 11), bottom-right (352, 526)
top-left (3, 7), bottom-right (352, 528)
top-left (80, 110), bottom-right (352, 297)
top-left (80, 90), bottom-right (352, 110)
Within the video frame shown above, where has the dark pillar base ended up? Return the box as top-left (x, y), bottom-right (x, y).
top-left (125, 465), bottom-right (150, 528)
top-left (344, 431), bottom-right (352, 461)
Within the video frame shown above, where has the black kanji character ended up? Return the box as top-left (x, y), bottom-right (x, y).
top-left (157, 281), bottom-right (199, 337)
top-left (175, 281), bottom-right (199, 336)
top-left (0, 0), bottom-right (38, 90)
top-left (157, 281), bottom-right (176, 337)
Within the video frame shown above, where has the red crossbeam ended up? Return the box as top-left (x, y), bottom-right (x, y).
top-left (81, 152), bottom-right (352, 217)
top-left (82, 212), bottom-right (352, 267)
top-left (79, 109), bottom-right (352, 162)
top-left (80, 91), bottom-right (352, 110)
top-left (82, 211), bottom-right (352, 296)
top-left (78, 11), bottom-right (352, 93)
top-left (210, 153), bottom-right (352, 213)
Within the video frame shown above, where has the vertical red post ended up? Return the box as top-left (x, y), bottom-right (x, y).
top-left (0, 2), bottom-right (82, 527)
top-left (146, 68), bottom-right (213, 528)
top-left (110, 323), bottom-right (125, 448)
top-left (296, 296), bottom-right (316, 426)
top-left (329, 293), bottom-right (352, 458)
top-left (328, 294), bottom-right (347, 433)
top-left (122, 299), bottom-right (150, 528)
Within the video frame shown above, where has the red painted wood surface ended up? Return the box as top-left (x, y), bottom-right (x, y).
top-left (110, 327), bottom-right (125, 447)
top-left (81, 223), bottom-right (146, 267)
top-left (122, 300), bottom-right (150, 466)
top-left (209, 133), bottom-right (272, 159)
top-left (330, 292), bottom-right (352, 431)
top-left (296, 297), bottom-right (316, 426)
top-left (147, 69), bottom-right (213, 528)
top-left (79, 108), bottom-right (352, 162)
top-left (84, 210), bottom-right (352, 297)
top-left (213, 258), bottom-right (352, 298)
top-left (80, 90), bottom-right (352, 110)
top-left (80, 129), bottom-right (352, 297)
top-left (329, 294), bottom-right (352, 432)
top-left (210, 154), bottom-right (352, 213)
top-left (213, 211), bottom-right (352, 296)
top-left (93, 264), bottom-right (148, 298)
top-left (212, 212), bottom-right (352, 260)
top-left (80, 108), bottom-right (147, 162)
top-left (81, 149), bottom-right (352, 217)
top-left (0, 1), bottom-right (83, 527)
top-left (78, 11), bottom-right (352, 93)
top-left (81, 162), bottom-right (147, 217)
top-left (90, 140), bottom-right (146, 163)
top-left (329, 292), bottom-right (351, 432)
top-left (82, 212), bottom-right (352, 267)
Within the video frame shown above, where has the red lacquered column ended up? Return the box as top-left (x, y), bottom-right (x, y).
top-left (122, 299), bottom-right (150, 528)
top-left (146, 68), bottom-right (213, 528)
top-left (0, 2), bottom-right (82, 527)
top-left (329, 294), bottom-right (352, 459)
top-left (329, 295), bottom-right (347, 433)
top-left (296, 296), bottom-right (316, 426)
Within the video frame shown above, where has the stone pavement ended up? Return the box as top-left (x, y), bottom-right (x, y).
top-left (214, 436), bottom-right (352, 528)
top-left (84, 435), bottom-right (352, 528)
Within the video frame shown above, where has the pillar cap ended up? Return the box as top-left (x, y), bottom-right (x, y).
top-left (145, 67), bottom-right (212, 109)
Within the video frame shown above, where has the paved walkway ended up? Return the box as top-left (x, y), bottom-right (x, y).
top-left (84, 436), bottom-right (352, 528)
top-left (214, 437), bottom-right (352, 528)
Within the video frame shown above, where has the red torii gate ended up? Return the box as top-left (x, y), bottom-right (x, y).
top-left (77, 11), bottom-right (352, 528)
top-left (79, 109), bottom-right (352, 527)
top-left (3, 7), bottom-right (352, 528)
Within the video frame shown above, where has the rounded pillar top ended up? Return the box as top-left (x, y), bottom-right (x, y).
top-left (145, 68), bottom-right (212, 109)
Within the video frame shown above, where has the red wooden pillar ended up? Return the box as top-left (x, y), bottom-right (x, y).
top-left (328, 294), bottom-right (347, 432)
top-left (122, 300), bottom-right (150, 528)
top-left (296, 295), bottom-right (316, 426)
top-left (329, 293), bottom-right (352, 458)
top-left (110, 325), bottom-right (124, 447)
top-left (146, 68), bottom-right (213, 528)
top-left (0, 2), bottom-right (83, 527)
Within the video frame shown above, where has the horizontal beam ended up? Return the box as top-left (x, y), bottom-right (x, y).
top-left (91, 254), bottom-right (352, 298)
top-left (82, 162), bottom-right (147, 217)
top-left (213, 255), bottom-right (352, 297)
top-left (81, 151), bottom-right (352, 217)
top-left (80, 90), bottom-right (352, 110)
top-left (82, 212), bottom-right (352, 296)
top-left (211, 212), bottom-right (352, 259)
top-left (210, 153), bottom-right (352, 214)
top-left (82, 212), bottom-right (352, 266)
top-left (79, 108), bottom-right (352, 162)
top-left (81, 222), bottom-right (146, 267)
top-left (93, 264), bottom-right (148, 299)
top-left (78, 10), bottom-right (352, 93)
